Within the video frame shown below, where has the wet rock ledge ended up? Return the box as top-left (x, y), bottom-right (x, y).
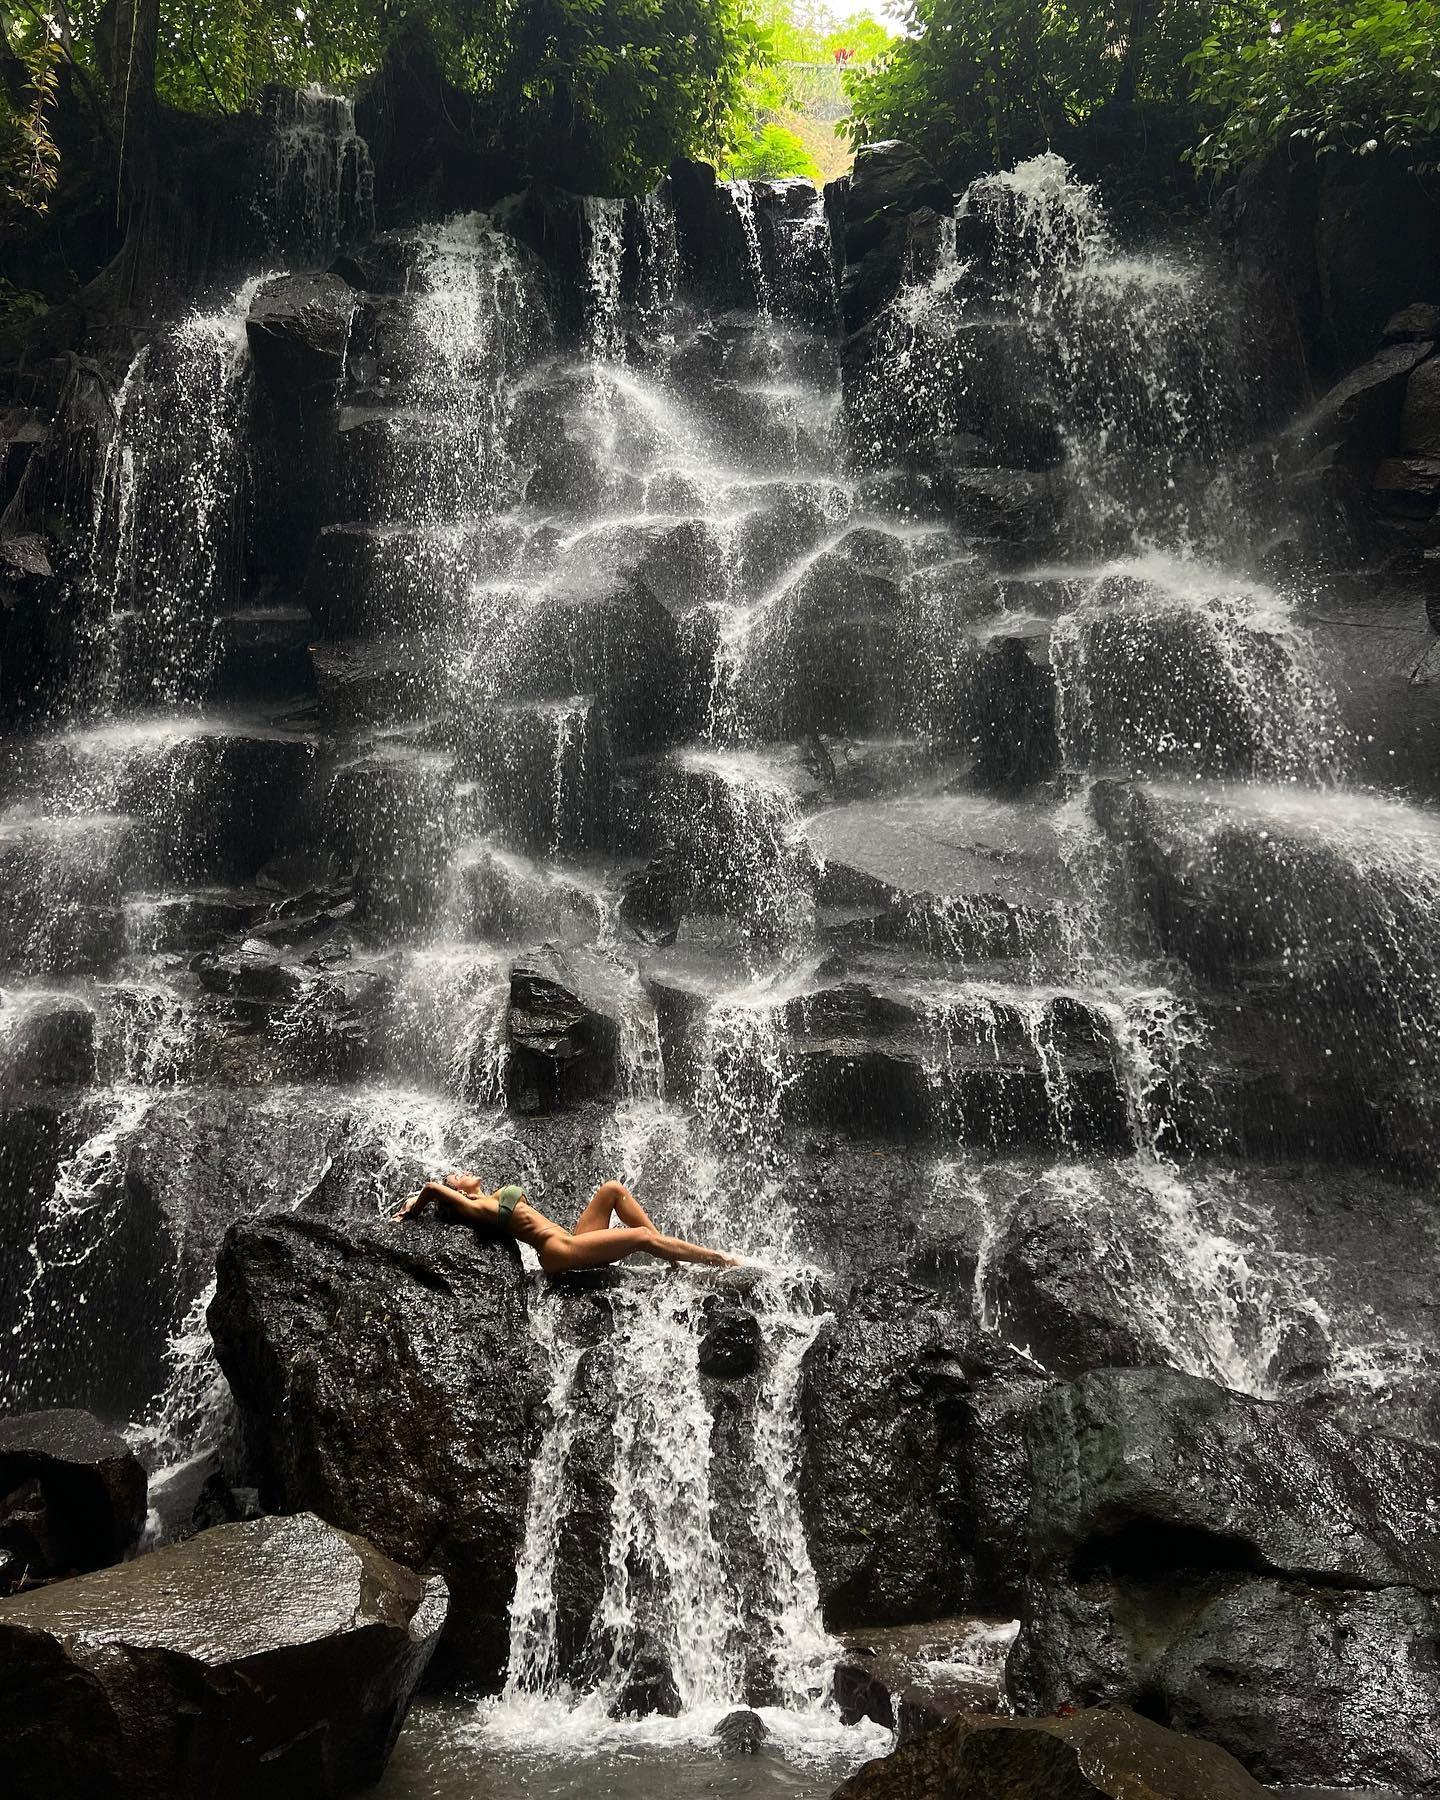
top-left (0, 1511), bottom-right (447, 1800)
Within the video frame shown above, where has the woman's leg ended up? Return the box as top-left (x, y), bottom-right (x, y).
top-left (572, 1179), bottom-right (658, 1236)
top-left (539, 1227), bottom-right (738, 1273)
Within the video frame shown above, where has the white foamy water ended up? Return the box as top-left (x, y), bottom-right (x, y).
top-left (1046, 550), bottom-right (1343, 782)
top-left (87, 272), bottom-right (284, 709)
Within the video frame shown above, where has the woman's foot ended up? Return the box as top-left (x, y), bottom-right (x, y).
top-left (662, 1239), bottom-right (742, 1269)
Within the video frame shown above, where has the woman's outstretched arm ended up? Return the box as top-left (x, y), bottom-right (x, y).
top-left (393, 1180), bottom-right (499, 1225)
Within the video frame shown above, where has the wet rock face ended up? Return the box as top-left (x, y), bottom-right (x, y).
top-left (837, 141), bottom-right (954, 333)
top-left (1011, 1368), bottom-right (1440, 1791)
top-left (833, 1704), bottom-right (1269, 1800)
top-left (1159, 1579), bottom-right (1440, 1793)
top-left (0, 1511), bottom-right (446, 1800)
top-left (507, 949), bottom-right (624, 1113)
top-left (800, 1274), bottom-right (975, 1626)
top-left (0, 1408), bottom-right (146, 1590)
top-left (208, 1214), bottom-right (537, 1687)
top-left (246, 273), bottom-right (357, 399)
top-left (1023, 1367), bottom-right (1440, 1591)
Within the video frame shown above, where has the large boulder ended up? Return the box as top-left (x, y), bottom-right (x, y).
top-left (1288, 336), bottom-right (1434, 471)
top-left (833, 1704), bottom-right (1268, 1800)
top-left (1156, 1578), bottom-right (1440, 1793)
top-left (0, 1511), bottom-right (445, 1800)
top-left (246, 272), bottom-right (357, 400)
top-left (0, 1409), bottom-right (146, 1590)
top-left (1011, 1368), bottom-right (1440, 1791)
top-left (1022, 1366), bottom-right (1440, 1592)
top-left (1402, 351), bottom-right (1440, 455)
top-left (506, 948), bottom-right (630, 1113)
top-left (0, 991), bottom-right (95, 1086)
top-left (208, 1214), bottom-right (538, 1686)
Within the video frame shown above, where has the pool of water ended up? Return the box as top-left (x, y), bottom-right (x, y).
top-left (377, 1699), bottom-right (883, 1800)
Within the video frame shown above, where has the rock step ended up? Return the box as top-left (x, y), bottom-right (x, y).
top-left (642, 953), bottom-right (1133, 1150)
top-left (211, 606), bottom-right (316, 698)
top-left (0, 723), bottom-right (316, 877)
top-left (834, 1617), bottom-right (1017, 1744)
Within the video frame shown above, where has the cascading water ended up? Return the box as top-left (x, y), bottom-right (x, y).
top-left (8, 115), bottom-right (1440, 1800)
top-left (262, 86), bottom-right (374, 258)
top-left (86, 274), bottom-right (279, 708)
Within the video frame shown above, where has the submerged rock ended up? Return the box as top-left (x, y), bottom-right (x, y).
top-left (715, 1707), bottom-right (769, 1756)
top-left (209, 1213), bottom-right (536, 1687)
top-left (0, 1408), bottom-right (146, 1590)
top-left (0, 1511), bottom-right (445, 1800)
top-left (834, 1617), bottom-right (1017, 1744)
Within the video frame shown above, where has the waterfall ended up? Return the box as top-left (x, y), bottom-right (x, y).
top-left (749, 1282), bottom-right (837, 1709)
top-left (1, 1086), bottom-right (152, 1411)
top-left (86, 274), bottom-right (279, 709)
top-left (396, 214), bottom-right (544, 524)
top-left (503, 1283), bottom-right (587, 1698)
top-left (727, 181), bottom-right (772, 313)
top-left (262, 85), bottom-right (374, 257)
top-left (583, 196), bottom-right (628, 362)
top-left (9, 117), bottom-right (1440, 1787)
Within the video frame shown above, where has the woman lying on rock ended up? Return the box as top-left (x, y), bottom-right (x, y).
top-left (392, 1174), bottom-right (741, 1273)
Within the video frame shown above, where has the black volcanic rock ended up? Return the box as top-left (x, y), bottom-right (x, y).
top-left (1010, 1368), bottom-right (1440, 1790)
top-left (1155, 1577), bottom-right (1440, 1793)
top-left (699, 1298), bottom-right (762, 1377)
top-left (192, 935), bottom-right (304, 1002)
top-left (208, 1213), bottom-right (537, 1687)
top-left (0, 1511), bottom-right (445, 1800)
top-left (836, 140), bottom-right (953, 333)
top-left (832, 1704), bottom-right (1268, 1800)
top-left (246, 272), bottom-right (357, 397)
top-left (0, 991), bottom-right (95, 1086)
top-left (715, 1708), bottom-right (769, 1755)
top-left (1289, 336), bottom-right (1434, 469)
top-left (800, 1274), bottom-right (974, 1626)
top-left (507, 949), bottom-right (625, 1114)
top-left (1023, 1367), bottom-right (1440, 1592)
top-left (0, 1408), bottom-right (146, 1590)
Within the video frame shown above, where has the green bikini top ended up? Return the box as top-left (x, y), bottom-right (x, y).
top-left (495, 1184), bottom-right (526, 1225)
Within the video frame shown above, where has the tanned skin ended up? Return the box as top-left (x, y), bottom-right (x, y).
top-left (393, 1174), bottom-right (741, 1274)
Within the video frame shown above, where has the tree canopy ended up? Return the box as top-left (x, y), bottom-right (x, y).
top-left (844, 0), bottom-right (1218, 182)
top-left (721, 0), bottom-right (895, 182)
top-left (1190, 0), bottom-right (1440, 177)
top-left (1, 0), bottom-right (782, 213)
top-left (845, 1), bottom-right (1440, 187)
